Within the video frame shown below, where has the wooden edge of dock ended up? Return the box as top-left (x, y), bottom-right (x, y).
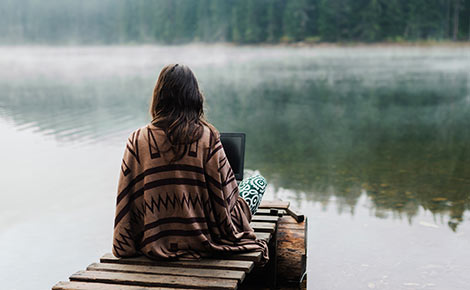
top-left (52, 199), bottom-right (307, 290)
top-left (259, 200), bottom-right (305, 223)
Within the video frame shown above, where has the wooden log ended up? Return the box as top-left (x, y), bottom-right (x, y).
top-left (276, 217), bottom-right (306, 285)
top-left (86, 262), bottom-right (246, 282)
top-left (278, 215), bottom-right (299, 224)
top-left (52, 281), bottom-right (191, 290)
top-left (100, 253), bottom-right (253, 273)
top-left (70, 270), bottom-right (238, 290)
top-left (278, 216), bottom-right (306, 230)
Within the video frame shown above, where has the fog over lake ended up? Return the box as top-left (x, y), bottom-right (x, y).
top-left (0, 45), bottom-right (469, 290)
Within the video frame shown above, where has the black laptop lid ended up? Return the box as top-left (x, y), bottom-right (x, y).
top-left (220, 133), bottom-right (245, 181)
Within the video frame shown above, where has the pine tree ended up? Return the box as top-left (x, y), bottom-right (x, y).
top-left (283, 0), bottom-right (309, 41)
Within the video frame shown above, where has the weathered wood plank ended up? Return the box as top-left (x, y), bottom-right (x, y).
top-left (217, 251), bottom-right (261, 262)
top-left (52, 281), bottom-right (190, 290)
top-left (259, 200), bottom-right (290, 209)
top-left (255, 208), bottom-right (286, 216)
top-left (100, 253), bottom-right (253, 273)
top-left (251, 215), bottom-right (280, 223)
top-left (286, 206), bottom-right (305, 222)
top-left (87, 262), bottom-right (245, 282)
top-left (250, 222), bottom-right (276, 233)
top-left (70, 270), bottom-right (238, 290)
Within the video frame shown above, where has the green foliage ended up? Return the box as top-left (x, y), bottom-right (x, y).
top-left (317, 0), bottom-right (353, 41)
top-left (0, 0), bottom-right (469, 44)
top-left (283, 0), bottom-right (308, 41)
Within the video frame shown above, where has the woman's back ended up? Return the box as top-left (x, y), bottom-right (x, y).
top-left (112, 122), bottom-right (268, 261)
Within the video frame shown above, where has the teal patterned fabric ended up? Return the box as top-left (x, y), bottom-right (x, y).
top-left (238, 174), bottom-right (267, 215)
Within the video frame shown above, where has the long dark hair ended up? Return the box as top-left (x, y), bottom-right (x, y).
top-left (150, 64), bottom-right (207, 162)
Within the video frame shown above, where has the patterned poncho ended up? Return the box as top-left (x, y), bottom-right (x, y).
top-left (112, 123), bottom-right (268, 263)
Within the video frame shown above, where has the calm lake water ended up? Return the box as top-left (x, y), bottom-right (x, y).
top-left (0, 45), bottom-right (469, 290)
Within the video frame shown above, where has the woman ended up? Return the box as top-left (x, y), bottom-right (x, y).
top-left (112, 64), bottom-right (268, 263)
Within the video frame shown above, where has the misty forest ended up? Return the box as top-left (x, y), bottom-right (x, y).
top-left (1, 0), bottom-right (470, 44)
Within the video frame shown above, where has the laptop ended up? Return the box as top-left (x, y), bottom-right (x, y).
top-left (220, 133), bottom-right (245, 182)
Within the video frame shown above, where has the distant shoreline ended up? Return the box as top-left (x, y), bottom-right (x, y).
top-left (228, 40), bottom-right (470, 48)
top-left (1, 41), bottom-right (470, 48)
top-left (277, 40), bottom-right (470, 48)
top-left (181, 40), bottom-right (470, 48)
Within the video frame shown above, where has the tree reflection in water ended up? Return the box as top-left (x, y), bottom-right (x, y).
top-left (0, 46), bottom-right (468, 231)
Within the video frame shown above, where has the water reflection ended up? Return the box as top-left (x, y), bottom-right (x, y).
top-left (0, 45), bottom-right (469, 231)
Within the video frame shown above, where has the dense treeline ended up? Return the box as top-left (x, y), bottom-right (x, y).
top-left (1, 0), bottom-right (470, 44)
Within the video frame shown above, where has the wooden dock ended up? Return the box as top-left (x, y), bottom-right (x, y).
top-left (52, 200), bottom-right (306, 290)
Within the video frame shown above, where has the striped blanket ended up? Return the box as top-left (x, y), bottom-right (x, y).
top-left (112, 123), bottom-right (268, 263)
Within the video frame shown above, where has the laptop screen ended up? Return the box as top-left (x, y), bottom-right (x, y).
top-left (220, 133), bottom-right (245, 181)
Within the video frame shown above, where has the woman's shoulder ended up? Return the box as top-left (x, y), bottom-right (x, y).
top-left (127, 122), bottom-right (216, 144)
top-left (201, 121), bottom-right (220, 144)
top-left (124, 124), bottom-right (159, 146)
top-left (127, 124), bottom-right (151, 137)
top-left (125, 122), bottom-right (219, 152)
